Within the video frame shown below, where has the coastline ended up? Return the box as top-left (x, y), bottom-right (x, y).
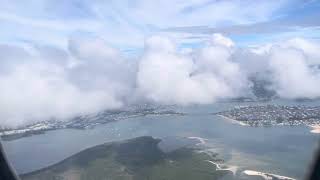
top-left (242, 170), bottom-right (296, 180)
top-left (206, 161), bottom-right (295, 180)
top-left (217, 115), bottom-right (248, 126)
top-left (206, 160), bottom-right (238, 175)
top-left (309, 125), bottom-right (320, 134)
top-left (219, 115), bottom-right (320, 135)
top-left (187, 136), bottom-right (208, 145)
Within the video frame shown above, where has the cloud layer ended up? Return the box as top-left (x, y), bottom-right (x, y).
top-left (1, 34), bottom-right (320, 127)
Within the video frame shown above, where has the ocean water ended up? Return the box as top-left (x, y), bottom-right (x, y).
top-left (2, 100), bottom-right (320, 179)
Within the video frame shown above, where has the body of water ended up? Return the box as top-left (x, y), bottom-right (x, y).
top-left (2, 100), bottom-right (320, 179)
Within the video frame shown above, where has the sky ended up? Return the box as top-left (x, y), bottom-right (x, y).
top-left (1, 0), bottom-right (320, 127)
top-left (1, 0), bottom-right (320, 51)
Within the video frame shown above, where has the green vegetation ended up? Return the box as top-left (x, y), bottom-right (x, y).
top-left (21, 136), bottom-right (229, 180)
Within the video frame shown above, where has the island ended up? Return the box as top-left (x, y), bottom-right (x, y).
top-left (20, 136), bottom-right (232, 180)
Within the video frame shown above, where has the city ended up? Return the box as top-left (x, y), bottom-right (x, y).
top-left (216, 105), bottom-right (320, 127)
top-left (0, 105), bottom-right (184, 141)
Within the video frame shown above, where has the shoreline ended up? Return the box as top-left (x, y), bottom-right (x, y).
top-left (219, 115), bottom-right (320, 135)
top-left (206, 160), bottom-right (238, 175)
top-left (206, 161), bottom-right (295, 180)
top-left (187, 136), bottom-right (208, 145)
top-left (309, 125), bottom-right (320, 134)
top-left (242, 170), bottom-right (295, 180)
top-left (217, 115), bottom-right (248, 126)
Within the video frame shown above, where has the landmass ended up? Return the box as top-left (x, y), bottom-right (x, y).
top-left (20, 136), bottom-right (229, 180)
top-left (20, 136), bottom-right (296, 180)
top-left (215, 105), bottom-right (320, 130)
top-left (0, 105), bottom-right (185, 141)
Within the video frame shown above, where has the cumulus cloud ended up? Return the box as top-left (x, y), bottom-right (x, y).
top-left (0, 63), bottom-right (122, 127)
top-left (209, 33), bottom-right (235, 48)
top-left (243, 38), bottom-right (320, 99)
top-left (0, 38), bottom-right (132, 127)
top-left (268, 47), bottom-right (320, 98)
top-left (1, 33), bottom-right (320, 127)
top-left (280, 38), bottom-right (320, 64)
top-left (67, 37), bottom-right (135, 94)
top-left (136, 34), bottom-right (248, 105)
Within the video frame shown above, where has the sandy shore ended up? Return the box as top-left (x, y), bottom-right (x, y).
top-left (217, 115), bottom-right (248, 126)
top-left (206, 160), bottom-right (296, 180)
top-left (187, 136), bottom-right (208, 145)
top-left (309, 125), bottom-right (320, 134)
top-left (242, 170), bottom-right (295, 180)
top-left (206, 160), bottom-right (238, 175)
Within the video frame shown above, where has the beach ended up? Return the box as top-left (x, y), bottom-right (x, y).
top-left (309, 125), bottom-right (320, 134)
top-left (242, 170), bottom-right (295, 180)
top-left (217, 115), bottom-right (248, 126)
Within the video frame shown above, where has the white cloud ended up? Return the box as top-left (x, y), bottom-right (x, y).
top-left (280, 37), bottom-right (320, 64)
top-left (210, 33), bottom-right (235, 48)
top-left (137, 34), bottom-right (248, 105)
top-left (269, 47), bottom-right (320, 98)
top-left (1, 33), bottom-right (320, 127)
top-left (0, 38), bottom-right (133, 127)
top-left (144, 36), bottom-right (176, 53)
top-left (242, 38), bottom-right (320, 99)
top-left (0, 61), bottom-right (123, 127)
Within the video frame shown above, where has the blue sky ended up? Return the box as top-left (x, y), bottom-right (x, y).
top-left (1, 0), bottom-right (320, 54)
